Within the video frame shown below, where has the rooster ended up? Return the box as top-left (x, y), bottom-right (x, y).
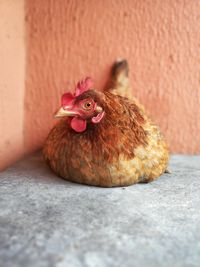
top-left (43, 60), bottom-right (169, 187)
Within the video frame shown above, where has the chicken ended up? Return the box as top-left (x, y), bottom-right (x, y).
top-left (43, 60), bottom-right (169, 187)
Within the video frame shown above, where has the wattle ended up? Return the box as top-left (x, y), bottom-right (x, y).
top-left (70, 117), bottom-right (87, 133)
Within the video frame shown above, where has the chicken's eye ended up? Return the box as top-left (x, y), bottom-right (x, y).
top-left (83, 101), bottom-right (92, 110)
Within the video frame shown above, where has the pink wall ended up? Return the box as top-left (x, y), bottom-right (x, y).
top-left (25, 0), bottom-right (200, 154)
top-left (0, 0), bottom-right (25, 171)
top-left (0, 0), bottom-right (200, 170)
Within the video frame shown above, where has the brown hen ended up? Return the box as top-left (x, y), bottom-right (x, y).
top-left (43, 60), bottom-right (169, 187)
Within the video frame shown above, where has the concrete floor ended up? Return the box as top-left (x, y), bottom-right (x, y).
top-left (0, 152), bottom-right (200, 267)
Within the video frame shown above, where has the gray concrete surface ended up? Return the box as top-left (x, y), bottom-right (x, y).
top-left (0, 152), bottom-right (200, 267)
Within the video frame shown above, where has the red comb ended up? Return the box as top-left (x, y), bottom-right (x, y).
top-left (61, 77), bottom-right (93, 107)
top-left (75, 77), bottom-right (93, 96)
top-left (61, 93), bottom-right (74, 108)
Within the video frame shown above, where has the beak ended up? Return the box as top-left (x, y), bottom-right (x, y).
top-left (54, 107), bottom-right (77, 118)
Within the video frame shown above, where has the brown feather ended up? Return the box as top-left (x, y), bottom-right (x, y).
top-left (43, 90), bottom-right (169, 187)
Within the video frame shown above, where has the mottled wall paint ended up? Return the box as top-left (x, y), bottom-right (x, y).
top-left (25, 0), bottom-right (200, 155)
top-left (0, 0), bottom-right (200, 170)
top-left (0, 0), bottom-right (25, 170)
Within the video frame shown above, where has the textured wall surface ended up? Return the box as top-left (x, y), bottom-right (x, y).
top-left (25, 0), bottom-right (200, 154)
top-left (0, 0), bottom-right (25, 170)
top-left (0, 0), bottom-right (200, 170)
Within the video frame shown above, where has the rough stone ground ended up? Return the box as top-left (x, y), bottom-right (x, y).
top-left (0, 152), bottom-right (200, 267)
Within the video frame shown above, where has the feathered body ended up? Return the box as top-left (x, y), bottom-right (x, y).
top-left (44, 61), bottom-right (169, 187)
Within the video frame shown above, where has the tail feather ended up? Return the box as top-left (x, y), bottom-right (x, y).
top-left (104, 59), bottom-right (132, 98)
